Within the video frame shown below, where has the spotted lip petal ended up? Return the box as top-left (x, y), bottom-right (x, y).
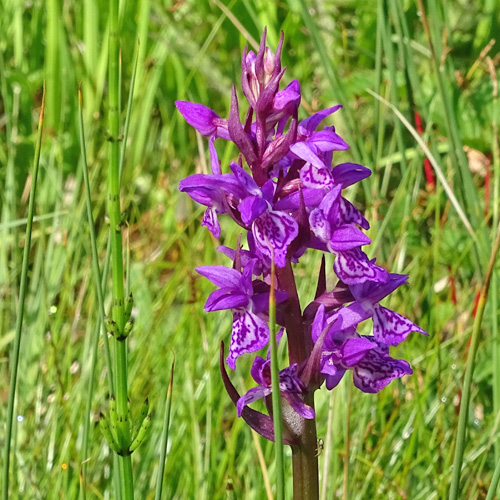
top-left (334, 248), bottom-right (388, 285)
top-left (373, 305), bottom-right (428, 346)
top-left (352, 348), bottom-right (413, 393)
top-left (227, 309), bottom-right (269, 370)
top-left (252, 209), bottom-right (299, 268)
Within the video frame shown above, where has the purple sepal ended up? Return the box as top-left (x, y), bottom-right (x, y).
top-left (339, 198), bottom-right (370, 230)
top-left (204, 288), bottom-right (249, 312)
top-left (341, 337), bottom-right (375, 366)
top-left (230, 162), bottom-right (261, 196)
top-left (334, 248), bottom-right (388, 285)
top-left (373, 305), bottom-right (428, 346)
top-left (325, 370), bottom-right (346, 390)
top-left (308, 129), bottom-right (349, 152)
top-left (328, 225), bottom-right (372, 252)
top-left (290, 142), bottom-right (326, 169)
top-left (228, 86), bottom-right (257, 165)
top-left (196, 265), bottom-right (244, 288)
top-left (298, 105), bottom-right (343, 135)
top-left (331, 162), bottom-right (371, 188)
top-left (175, 101), bottom-right (220, 136)
top-left (352, 348), bottom-right (413, 393)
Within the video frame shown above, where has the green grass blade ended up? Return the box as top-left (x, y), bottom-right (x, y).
top-left (269, 256), bottom-right (285, 500)
top-left (77, 86), bottom-right (116, 500)
top-left (448, 221), bottom-right (500, 500)
top-left (154, 355), bottom-right (175, 500)
top-left (2, 86), bottom-right (45, 500)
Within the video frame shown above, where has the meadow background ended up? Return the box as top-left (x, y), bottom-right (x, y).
top-left (1, 0), bottom-right (499, 498)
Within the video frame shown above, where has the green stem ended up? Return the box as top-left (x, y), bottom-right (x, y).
top-left (108, 0), bottom-right (134, 498)
top-left (448, 220), bottom-right (500, 500)
top-left (2, 89), bottom-right (45, 500)
top-left (269, 257), bottom-right (285, 499)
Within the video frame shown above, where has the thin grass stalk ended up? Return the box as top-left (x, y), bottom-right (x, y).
top-left (269, 256), bottom-right (285, 500)
top-left (487, 55), bottom-right (500, 464)
top-left (154, 355), bottom-right (175, 500)
top-left (448, 220), bottom-right (500, 500)
top-left (2, 87), bottom-right (45, 500)
top-left (119, 39), bottom-right (140, 180)
top-left (379, 0), bottom-right (408, 174)
top-left (78, 86), bottom-right (116, 500)
top-left (107, 0), bottom-right (134, 497)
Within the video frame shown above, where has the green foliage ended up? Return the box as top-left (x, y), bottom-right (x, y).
top-left (0, 0), bottom-right (499, 499)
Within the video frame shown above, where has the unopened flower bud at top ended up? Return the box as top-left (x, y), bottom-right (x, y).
top-left (241, 29), bottom-right (283, 110)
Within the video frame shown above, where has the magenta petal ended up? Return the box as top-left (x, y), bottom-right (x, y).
top-left (239, 196), bottom-right (268, 225)
top-left (175, 101), bottom-right (219, 136)
top-left (353, 349), bottom-right (413, 393)
top-left (309, 206), bottom-right (332, 243)
top-left (226, 310), bottom-right (269, 370)
top-left (309, 130), bottom-right (349, 152)
top-left (328, 225), bottom-right (372, 252)
top-left (196, 265), bottom-right (242, 288)
top-left (331, 162), bottom-right (371, 187)
top-left (230, 162), bottom-right (261, 196)
top-left (298, 105), bottom-right (343, 135)
top-left (290, 142), bottom-right (326, 169)
top-left (334, 249), bottom-right (388, 285)
top-left (300, 163), bottom-right (334, 189)
top-left (373, 306), bottom-right (428, 346)
top-left (284, 393), bottom-right (315, 419)
top-left (338, 198), bottom-right (370, 230)
top-left (202, 207), bottom-right (220, 237)
top-left (204, 288), bottom-right (249, 312)
top-left (341, 337), bottom-right (375, 366)
top-left (252, 210), bottom-right (298, 268)
top-left (208, 136), bottom-right (221, 174)
top-left (325, 369), bottom-right (346, 390)
top-left (237, 387), bottom-right (270, 417)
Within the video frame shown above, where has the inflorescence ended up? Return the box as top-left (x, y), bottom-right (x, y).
top-left (176, 29), bottom-right (426, 442)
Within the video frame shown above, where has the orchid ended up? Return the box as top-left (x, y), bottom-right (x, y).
top-left (177, 29), bottom-right (427, 499)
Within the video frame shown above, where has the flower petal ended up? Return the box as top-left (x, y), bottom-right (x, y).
top-left (227, 310), bottom-right (269, 369)
top-left (334, 248), bottom-right (388, 285)
top-left (373, 306), bottom-right (428, 346)
top-left (298, 105), bottom-right (343, 135)
top-left (352, 349), bottom-right (412, 393)
top-left (331, 162), bottom-right (371, 187)
top-left (284, 393), bottom-right (316, 419)
top-left (328, 225), bottom-right (372, 252)
top-left (300, 163), bottom-right (334, 189)
top-left (202, 207), bottom-right (221, 237)
top-left (236, 387), bottom-right (270, 417)
top-left (196, 265), bottom-right (242, 288)
top-left (175, 101), bottom-right (220, 136)
top-left (204, 288), bottom-right (249, 312)
top-left (252, 210), bottom-right (298, 268)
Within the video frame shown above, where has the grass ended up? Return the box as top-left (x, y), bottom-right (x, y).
top-left (0, 0), bottom-right (499, 498)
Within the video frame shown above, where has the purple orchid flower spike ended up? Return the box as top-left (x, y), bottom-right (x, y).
top-left (177, 30), bottom-right (427, 490)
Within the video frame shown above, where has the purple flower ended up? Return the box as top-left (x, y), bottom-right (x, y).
top-left (311, 305), bottom-right (413, 393)
top-left (196, 260), bottom-right (287, 369)
top-left (237, 354), bottom-right (315, 419)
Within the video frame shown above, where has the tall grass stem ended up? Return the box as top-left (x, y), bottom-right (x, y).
top-left (2, 86), bottom-right (45, 500)
top-left (448, 220), bottom-right (500, 500)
